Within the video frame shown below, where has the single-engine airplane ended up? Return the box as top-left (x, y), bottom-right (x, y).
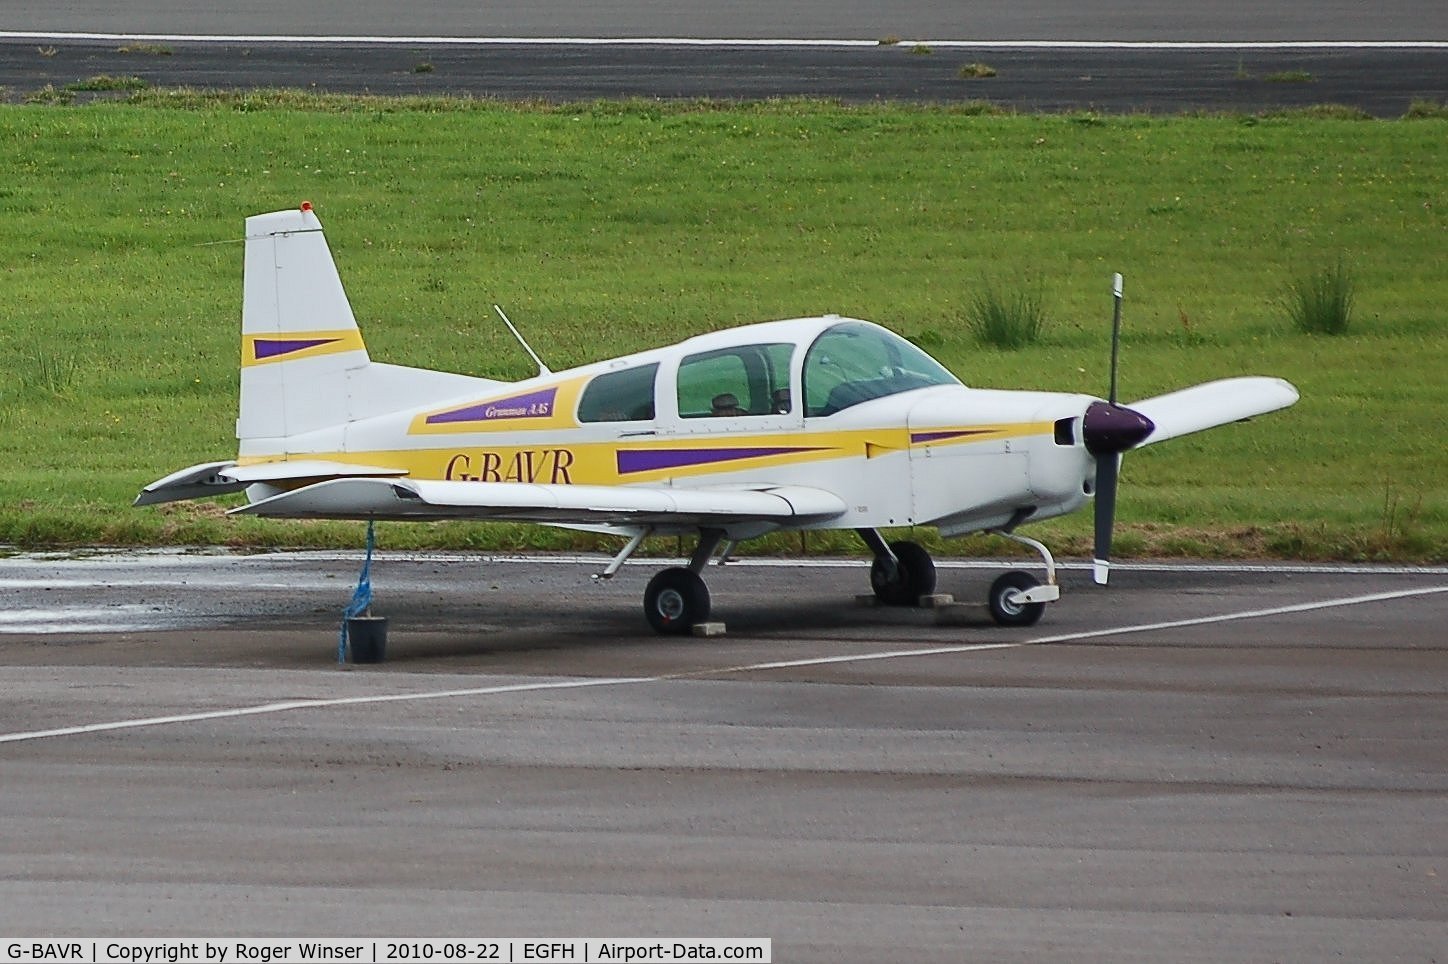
top-left (137, 205), bottom-right (1299, 632)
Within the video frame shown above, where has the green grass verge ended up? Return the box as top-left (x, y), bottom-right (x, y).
top-left (0, 92), bottom-right (1444, 561)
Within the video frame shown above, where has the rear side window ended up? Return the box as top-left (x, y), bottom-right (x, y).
top-left (577, 363), bottom-right (658, 422)
top-left (676, 344), bottom-right (793, 418)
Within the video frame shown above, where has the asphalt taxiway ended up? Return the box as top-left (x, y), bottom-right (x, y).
top-left (2, 551), bottom-right (1445, 958)
top-left (3, 0), bottom-right (1446, 115)
top-left (4, 0), bottom-right (1444, 42)
top-left (3, 40), bottom-right (1444, 117)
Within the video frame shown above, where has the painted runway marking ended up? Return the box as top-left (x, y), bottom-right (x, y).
top-left (1, 585), bottom-right (1443, 747)
top-left (0, 677), bottom-right (658, 746)
top-left (1026, 586), bottom-right (1448, 645)
top-left (3, 32), bottom-right (1445, 49)
top-left (0, 605), bottom-right (172, 634)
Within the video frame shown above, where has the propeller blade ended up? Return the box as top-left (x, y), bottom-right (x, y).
top-left (1090, 274), bottom-right (1142, 587)
top-left (1092, 453), bottom-right (1120, 585)
top-left (1128, 377), bottom-right (1299, 447)
top-left (1082, 400), bottom-right (1151, 587)
top-left (1108, 273), bottom-right (1123, 404)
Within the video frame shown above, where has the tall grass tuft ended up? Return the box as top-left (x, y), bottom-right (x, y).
top-left (1283, 258), bottom-right (1355, 335)
top-left (966, 282), bottom-right (1048, 349)
top-left (1404, 99), bottom-right (1448, 118)
top-left (10, 349), bottom-right (79, 399)
top-left (65, 74), bottom-right (149, 92)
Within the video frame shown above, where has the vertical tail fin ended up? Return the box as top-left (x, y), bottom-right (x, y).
top-left (236, 204), bottom-right (508, 460)
top-left (238, 204), bottom-right (371, 453)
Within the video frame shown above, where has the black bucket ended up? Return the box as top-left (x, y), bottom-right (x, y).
top-left (347, 616), bottom-right (388, 663)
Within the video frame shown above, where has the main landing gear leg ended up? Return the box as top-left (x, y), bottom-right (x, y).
top-left (593, 527), bottom-right (651, 581)
top-left (643, 528), bottom-right (725, 635)
top-left (857, 528), bottom-right (937, 607)
top-left (983, 530), bottom-right (1062, 627)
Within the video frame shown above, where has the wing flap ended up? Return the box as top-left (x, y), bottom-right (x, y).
top-left (230, 477), bottom-right (847, 527)
top-left (1131, 377), bottom-right (1299, 447)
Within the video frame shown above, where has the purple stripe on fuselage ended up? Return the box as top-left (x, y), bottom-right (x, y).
top-left (426, 387), bottom-right (559, 425)
top-left (616, 446), bottom-right (829, 475)
top-left (253, 337), bottom-right (341, 360)
top-left (910, 429), bottom-right (993, 444)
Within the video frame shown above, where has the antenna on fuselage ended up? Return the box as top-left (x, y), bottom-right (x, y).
top-left (493, 304), bottom-right (552, 377)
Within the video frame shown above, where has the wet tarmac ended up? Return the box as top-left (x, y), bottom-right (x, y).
top-left (2, 550), bottom-right (1445, 957)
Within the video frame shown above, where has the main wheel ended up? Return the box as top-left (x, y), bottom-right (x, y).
top-left (870, 540), bottom-right (937, 606)
top-left (988, 571), bottom-right (1045, 627)
top-left (643, 567), bottom-right (711, 635)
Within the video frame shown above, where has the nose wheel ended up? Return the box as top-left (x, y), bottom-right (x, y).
top-left (987, 571), bottom-right (1046, 627)
top-left (984, 530), bottom-right (1062, 626)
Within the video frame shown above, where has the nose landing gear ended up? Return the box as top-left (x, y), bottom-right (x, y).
top-left (987, 571), bottom-right (1046, 627)
top-left (859, 527), bottom-right (1061, 626)
top-left (983, 530), bottom-right (1061, 626)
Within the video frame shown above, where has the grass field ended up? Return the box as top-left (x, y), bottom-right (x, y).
top-left (0, 93), bottom-right (1444, 561)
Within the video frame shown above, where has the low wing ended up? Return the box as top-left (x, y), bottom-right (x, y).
top-left (133, 459), bottom-right (409, 506)
top-left (1130, 377), bottom-right (1299, 448)
top-left (229, 477), bottom-right (847, 529)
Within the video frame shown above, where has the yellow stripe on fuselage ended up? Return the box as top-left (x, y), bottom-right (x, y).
top-left (235, 422), bottom-right (1054, 486)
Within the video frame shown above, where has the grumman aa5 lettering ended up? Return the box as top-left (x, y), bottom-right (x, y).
top-left (137, 205), bottom-right (1299, 634)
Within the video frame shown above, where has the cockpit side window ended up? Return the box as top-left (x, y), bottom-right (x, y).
top-left (677, 343), bottom-right (794, 418)
top-left (577, 363), bottom-right (659, 422)
top-left (802, 322), bottom-right (960, 417)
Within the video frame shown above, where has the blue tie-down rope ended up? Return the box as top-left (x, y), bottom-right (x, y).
top-left (338, 520), bottom-right (376, 664)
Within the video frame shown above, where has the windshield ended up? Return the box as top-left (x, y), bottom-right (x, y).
top-left (801, 322), bottom-right (960, 417)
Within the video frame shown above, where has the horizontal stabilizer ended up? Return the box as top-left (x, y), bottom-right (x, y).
top-left (1130, 377), bottom-right (1299, 447)
top-left (231, 477), bottom-right (847, 527)
top-left (134, 460), bottom-right (408, 507)
top-left (133, 461), bottom-right (244, 507)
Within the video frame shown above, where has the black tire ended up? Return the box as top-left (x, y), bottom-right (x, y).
top-left (870, 540), bottom-right (937, 606)
top-left (643, 567), bottom-right (711, 635)
top-left (988, 571), bottom-right (1045, 627)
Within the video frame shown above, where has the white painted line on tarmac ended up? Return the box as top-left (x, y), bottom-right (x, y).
top-left (2, 31), bottom-right (1445, 49)
top-left (0, 606), bottom-right (173, 634)
top-left (0, 676), bottom-right (657, 746)
top-left (703, 586), bottom-right (1448, 671)
top-left (1, 585), bottom-right (1443, 747)
top-left (1023, 585), bottom-right (1448, 644)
